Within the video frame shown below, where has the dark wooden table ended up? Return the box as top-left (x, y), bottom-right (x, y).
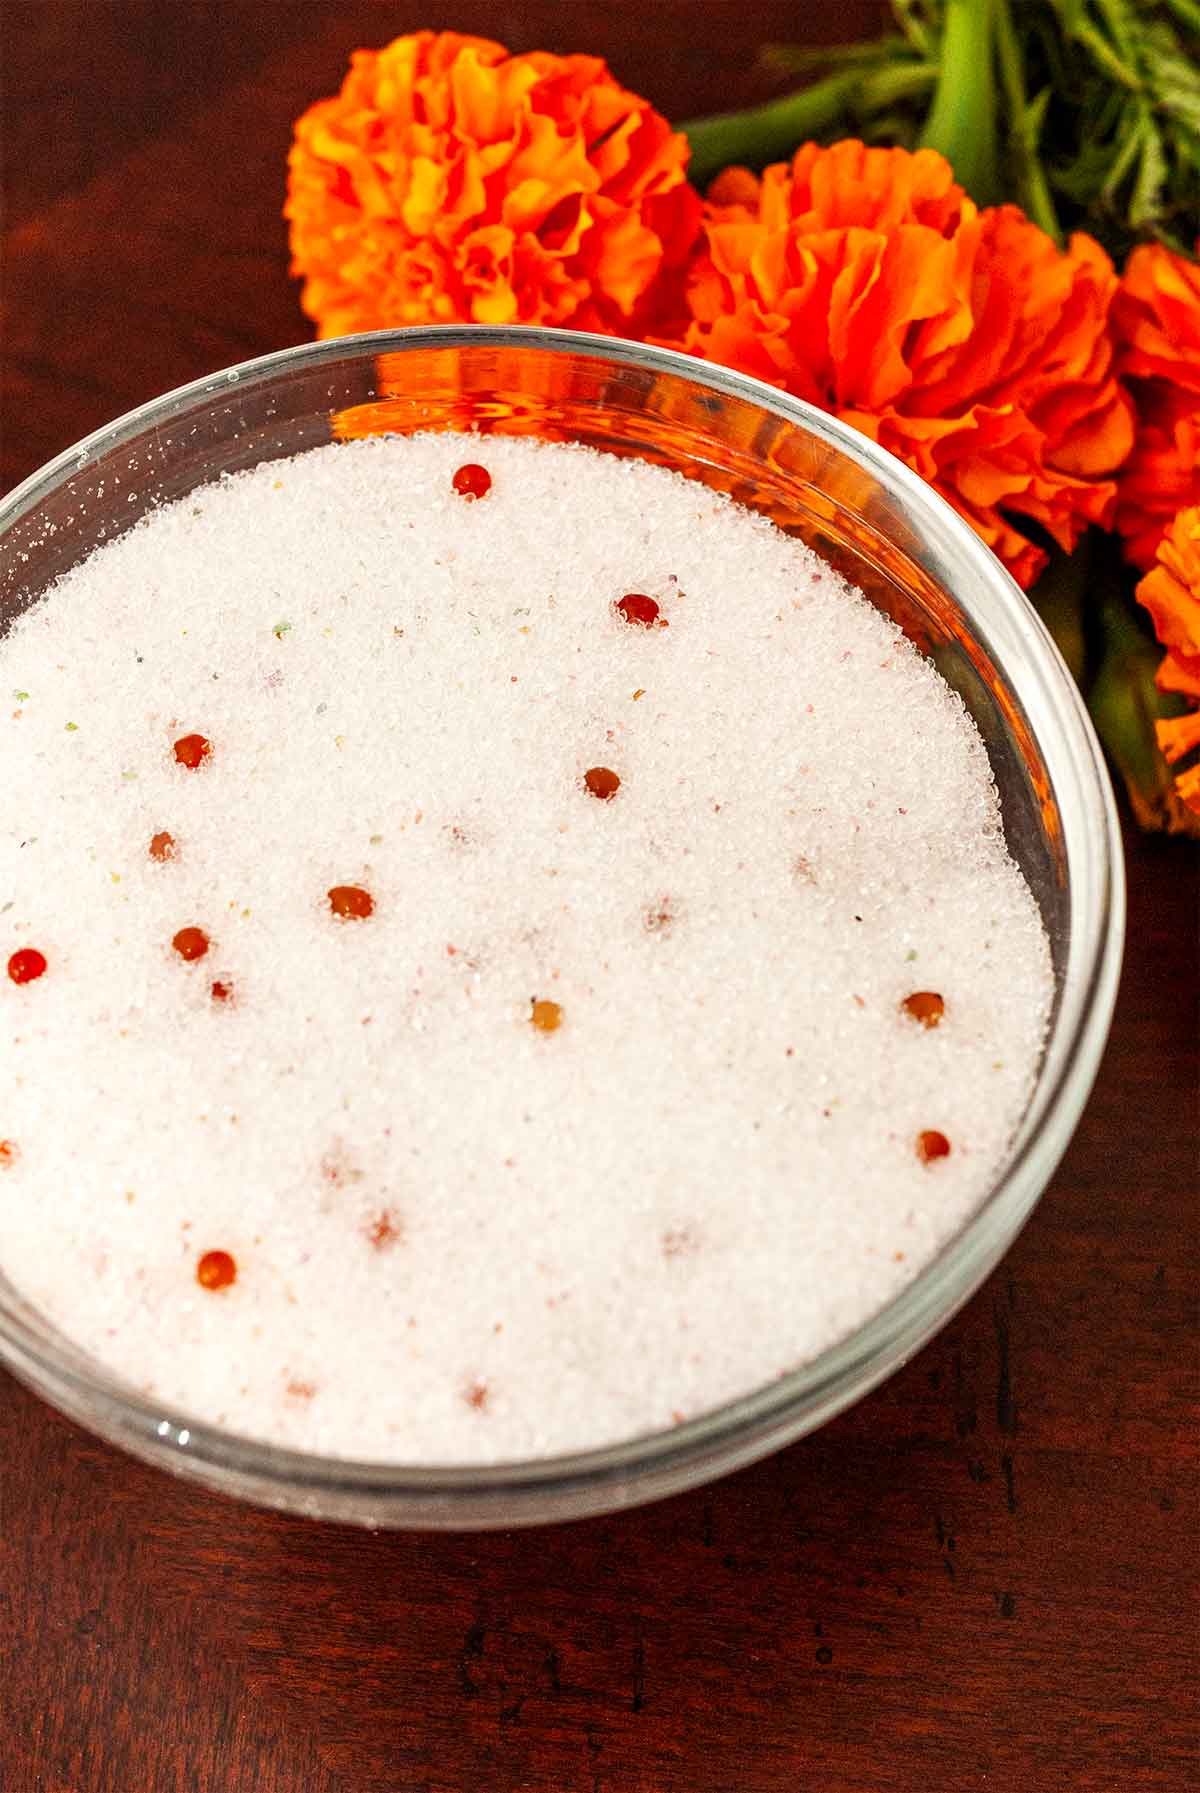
top-left (3, 6), bottom-right (1196, 1789)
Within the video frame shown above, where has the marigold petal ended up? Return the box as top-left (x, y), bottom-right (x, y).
top-left (1156, 709), bottom-right (1200, 765)
top-left (601, 111), bottom-right (691, 205)
top-left (1174, 762), bottom-right (1200, 815)
top-left (1136, 506), bottom-right (1200, 664)
top-left (1169, 756), bottom-right (1198, 814)
top-left (1040, 382), bottom-right (1135, 479)
top-left (1157, 651), bottom-right (1200, 700)
top-left (585, 203), bottom-right (662, 315)
top-left (841, 228), bottom-right (961, 409)
top-left (1117, 395), bottom-right (1200, 570)
top-left (448, 41), bottom-right (535, 143)
top-left (402, 157), bottom-right (449, 236)
top-left (509, 108), bottom-right (598, 203)
top-left (706, 166), bottom-right (761, 212)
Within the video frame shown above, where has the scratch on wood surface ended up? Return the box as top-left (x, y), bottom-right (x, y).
top-left (953, 1349), bottom-right (977, 1437)
top-left (1000, 1450), bottom-right (1018, 1514)
top-left (458, 1619), bottom-right (485, 1696)
top-left (994, 1293), bottom-right (1018, 1436)
top-left (631, 1639), bottom-right (646, 1712)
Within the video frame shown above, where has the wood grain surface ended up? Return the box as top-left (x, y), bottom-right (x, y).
top-left (2, 7), bottom-right (1196, 1790)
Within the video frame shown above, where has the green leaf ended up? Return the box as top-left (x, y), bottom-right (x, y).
top-left (1100, 110), bottom-right (1150, 203)
top-left (1031, 546), bottom-right (1089, 685)
top-left (1093, 0), bottom-right (1142, 63)
top-left (1130, 111), bottom-right (1171, 225)
top-left (1090, 588), bottom-right (1192, 834)
top-left (1143, 24), bottom-right (1200, 131)
top-left (1161, 0), bottom-right (1200, 34)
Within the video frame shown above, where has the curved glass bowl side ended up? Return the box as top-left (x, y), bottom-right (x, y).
top-left (0, 327), bottom-right (1124, 1528)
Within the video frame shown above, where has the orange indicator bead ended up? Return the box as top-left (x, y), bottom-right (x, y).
top-left (645, 900), bottom-right (675, 935)
top-left (530, 998), bottom-right (563, 1033)
top-left (173, 733), bottom-right (211, 770)
top-left (366, 1210), bottom-right (403, 1250)
top-left (196, 1249), bottom-right (237, 1291)
top-left (916, 1129), bottom-right (951, 1164)
top-left (149, 831), bottom-right (177, 862)
top-left (0, 1139), bottom-right (18, 1168)
top-left (584, 766), bottom-right (620, 801)
top-left (210, 980), bottom-right (233, 1004)
top-left (7, 948), bottom-right (47, 985)
top-left (451, 463), bottom-right (492, 501)
top-left (616, 593), bottom-right (663, 628)
top-left (328, 884), bottom-right (374, 920)
top-left (172, 927), bottom-right (210, 962)
top-left (902, 990), bottom-right (945, 1028)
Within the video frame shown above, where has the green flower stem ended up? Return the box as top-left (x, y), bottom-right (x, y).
top-left (1162, 0), bottom-right (1200, 35)
top-left (1031, 549), bottom-right (1088, 686)
top-left (859, 62), bottom-right (939, 114)
top-left (682, 63), bottom-right (936, 187)
top-left (992, 0), bottom-right (1062, 239)
top-left (682, 73), bottom-right (858, 186)
top-left (892, 0), bottom-right (933, 54)
top-left (918, 0), bottom-right (1002, 204)
top-left (1090, 587), bottom-right (1184, 833)
top-left (1075, 4), bottom-right (1141, 89)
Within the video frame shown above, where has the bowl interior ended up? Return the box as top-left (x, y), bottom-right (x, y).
top-left (0, 329), bottom-right (1119, 1526)
top-left (1, 336), bottom-right (1068, 977)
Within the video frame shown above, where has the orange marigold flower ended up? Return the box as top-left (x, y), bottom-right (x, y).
top-left (669, 141), bottom-right (1134, 590)
top-left (1113, 242), bottom-right (1200, 571)
top-left (285, 31), bottom-right (700, 339)
top-left (1137, 505), bottom-right (1200, 822)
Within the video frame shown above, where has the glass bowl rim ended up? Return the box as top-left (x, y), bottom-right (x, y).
top-left (0, 324), bottom-right (1125, 1511)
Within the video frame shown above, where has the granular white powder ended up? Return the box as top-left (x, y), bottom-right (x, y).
top-left (0, 434), bottom-right (1052, 1463)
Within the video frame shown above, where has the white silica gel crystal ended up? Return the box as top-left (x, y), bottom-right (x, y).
top-left (0, 433), bottom-right (1052, 1463)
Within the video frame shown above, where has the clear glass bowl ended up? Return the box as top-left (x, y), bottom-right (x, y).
top-left (0, 327), bottom-right (1123, 1528)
